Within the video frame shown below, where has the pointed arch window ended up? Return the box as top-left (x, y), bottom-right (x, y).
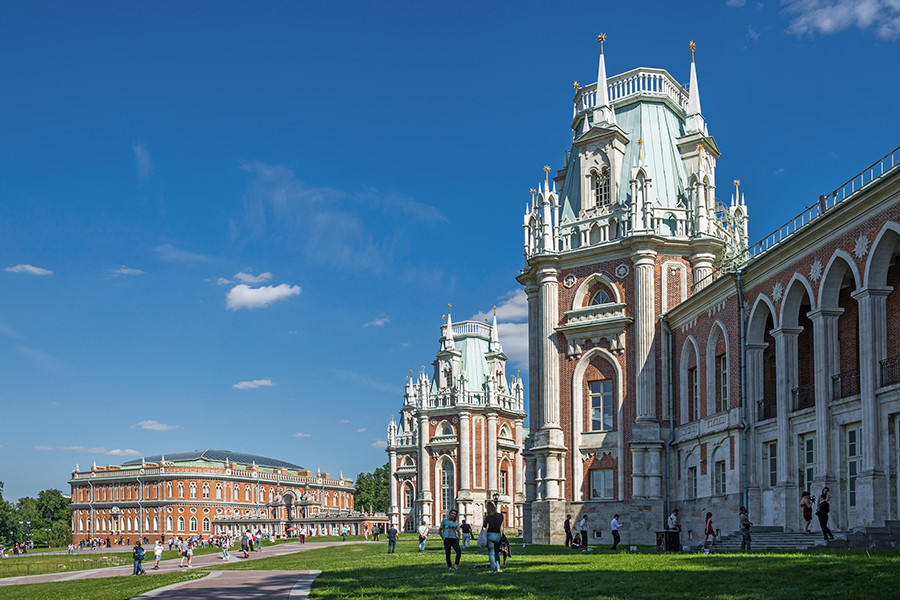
top-left (178, 483), bottom-right (184, 499)
top-left (202, 483), bottom-right (210, 499)
top-left (590, 287), bottom-right (614, 306)
top-left (189, 517), bottom-right (198, 532)
top-left (216, 483), bottom-right (223, 500)
top-left (591, 168), bottom-right (611, 208)
top-left (440, 460), bottom-right (455, 515)
top-left (189, 482), bottom-right (197, 499)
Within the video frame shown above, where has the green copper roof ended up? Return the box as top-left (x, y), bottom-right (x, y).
top-left (122, 450), bottom-right (304, 471)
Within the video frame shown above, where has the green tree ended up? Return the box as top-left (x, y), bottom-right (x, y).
top-left (0, 482), bottom-right (21, 545)
top-left (37, 489), bottom-right (70, 525)
top-left (48, 519), bottom-right (72, 547)
top-left (354, 462), bottom-right (389, 513)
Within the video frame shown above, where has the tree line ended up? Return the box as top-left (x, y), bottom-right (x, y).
top-left (354, 462), bottom-right (389, 514)
top-left (0, 481), bottom-right (72, 547)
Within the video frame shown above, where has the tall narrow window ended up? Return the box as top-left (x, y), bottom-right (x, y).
top-left (189, 517), bottom-right (198, 532)
top-left (177, 517), bottom-right (185, 531)
top-left (202, 517), bottom-right (210, 532)
top-left (686, 466), bottom-right (698, 498)
top-left (404, 487), bottom-right (413, 509)
top-left (714, 460), bottom-right (726, 495)
top-left (590, 380), bottom-right (614, 431)
top-left (178, 483), bottom-right (184, 498)
top-left (202, 483), bottom-right (210, 499)
top-left (216, 483), bottom-right (223, 500)
top-left (718, 354), bottom-right (728, 412)
top-left (689, 367), bottom-right (700, 420)
top-left (499, 469), bottom-right (508, 495)
top-left (440, 461), bottom-right (455, 515)
top-left (764, 441), bottom-right (778, 487)
top-left (800, 433), bottom-right (816, 493)
top-left (847, 425), bottom-right (861, 515)
top-left (190, 482), bottom-right (197, 499)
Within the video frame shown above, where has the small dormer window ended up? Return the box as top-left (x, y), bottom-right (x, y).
top-left (591, 168), bottom-right (611, 208)
top-left (590, 287), bottom-right (613, 306)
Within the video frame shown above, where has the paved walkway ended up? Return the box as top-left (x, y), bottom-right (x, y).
top-left (0, 540), bottom-right (361, 596)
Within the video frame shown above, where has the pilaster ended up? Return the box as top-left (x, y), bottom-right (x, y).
top-left (417, 415), bottom-right (433, 525)
top-left (487, 413), bottom-right (498, 496)
top-left (771, 326), bottom-right (802, 530)
top-left (633, 249), bottom-right (657, 423)
top-left (808, 309), bottom-right (841, 479)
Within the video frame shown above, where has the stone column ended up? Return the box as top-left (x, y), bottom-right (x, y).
top-left (487, 413), bottom-right (498, 496)
top-left (457, 412), bottom-right (472, 521)
top-left (539, 269), bottom-right (560, 428)
top-left (808, 309), bottom-right (841, 489)
top-left (852, 287), bottom-right (891, 525)
top-left (417, 415), bottom-right (433, 525)
top-left (771, 327), bottom-right (802, 530)
top-left (691, 251), bottom-right (716, 290)
top-left (745, 343), bottom-right (768, 423)
top-left (526, 285), bottom-right (542, 427)
top-left (633, 250), bottom-right (657, 422)
top-left (388, 450), bottom-right (399, 527)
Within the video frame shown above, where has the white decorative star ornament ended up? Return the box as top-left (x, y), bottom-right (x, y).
top-left (853, 234), bottom-right (870, 260)
top-left (809, 260), bottom-right (823, 283)
top-left (772, 281), bottom-right (784, 302)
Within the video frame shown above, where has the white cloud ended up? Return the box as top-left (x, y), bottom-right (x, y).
top-left (234, 271), bottom-right (273, 284)
top-left (471, 289), bottom-right (529, 367)
top-left (774, 167), bottom-right (786, 175)
top-left (233, 378), bottom-right (275, 390)
top-left (132, 142), bottom-right (153, 181)
top-left (727, 0), bottom-right (746, 5)
top-left (293, 432), bottom-right (311, 438)
top-left (132, 420), bottom-right (180, 431)
top-left (226, 283), bottom-right (301, 310)
top-left (363, 314), bottom-right (390, 327)
top-left (356, 428), bottom-right (367, 433)
top-left (747, 24), bottom-right (761, 40)
top-left (154, 244), bottom-right (209, 264)
top-left (784, 0), bottom-right (900, 39)
top-left (339, 419), bottom-right (350, 423)
top-left (371, 440), bottom-right (388, 449)
top-left (6, 264), bottom-right (53, 276)
top-left (38, 445), bottom-right (141, 457)
top-left (111, 266), bottom-right (144, 277)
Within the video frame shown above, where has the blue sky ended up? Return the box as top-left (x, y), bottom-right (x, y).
top-left (1, 1), bottom-right (898, 500)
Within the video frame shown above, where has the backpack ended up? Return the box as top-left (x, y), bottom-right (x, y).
top-left (135, 547), bottom-right (145, 560)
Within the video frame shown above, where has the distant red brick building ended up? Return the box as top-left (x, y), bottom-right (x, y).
top-left (68, 450), bottom-right (385, 542)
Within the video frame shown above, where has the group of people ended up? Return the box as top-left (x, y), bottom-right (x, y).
top-left (666, 507), bottom-right (752, 551)
top-left (800, 488), bottom-right (836, 541)
top-left (563, 514), bottom-right (622, 551)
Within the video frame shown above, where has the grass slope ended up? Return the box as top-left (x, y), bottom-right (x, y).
top-left (214, 538), bottom-right (900, 600)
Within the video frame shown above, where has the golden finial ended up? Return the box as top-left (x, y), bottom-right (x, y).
top-left (734, 179), bottom-right (741, 186)
top-left (573, 81), bottom-right (580, 90)
top-left (485, 318), bottom-right (489, 323)
top-left (493, 305), bottom-right (497, 311)
top-left (544, 165), bottom-right (551, 172)
top-left (442, 314), bottom-right (446, 322)
top-left (597, 33), bottom-right (606, 53)
top-left (448, 303), bottom-right (452, 312)
top-left (734, 179), bottom-right (741, 198)
top-left (689, 41), bottom-right (696, 62)
top-left (697, 142), bottom-right (703, 153)
top-left (637, 138), bottom-right (643, 162)
top-left (530, 188), bottom-right (536, 195)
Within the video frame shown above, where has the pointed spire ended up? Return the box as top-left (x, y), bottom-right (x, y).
top-left (592, 33), bottom-right (616, 126)
top-left (686, 41), bottom-right (707, 134)
top-left (161, 454), bottom-right (165, 463)
top-left (543, 165), bottom-right (551, 194)
top-left (75, 463), bottom-right (80, 472)
top-left (490, 305), bottom-right (503, 352)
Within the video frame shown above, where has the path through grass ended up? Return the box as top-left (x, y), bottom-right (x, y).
top-left (0, 571), bottom-right (206, 600)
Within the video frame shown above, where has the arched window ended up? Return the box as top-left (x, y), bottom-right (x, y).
top-left (404, 486), bottom-right (413, 509)
top-left (591, 168), bottom-right (610, 208)
top-left (79, 518), bottom-right (84, 532)
top-left (441, 423), bottom-right (453, 436)
top-left (167, 482), bottom-right (173, 498)
top-left (234, 484), bottom-right (239, 500)
top-left (268, 489), bottom-right (274, 503)
top-left (154, 517), bottom-right (159, 531)
top-left (216, 483), bottom-right (223, 500)
top-left (167, 516), bottom-right (173, 531)
top-left (134, 517), bottom-right (140, 531)
top-left (590, 287), bottom-right (613, 306)
top-left (178, 483), bottom-right (184, 498)
top-left (190, 482), bottom-right (197, 499)
top-left (589, 380), bottom-right (614, 431)
top-left (189, 517), bottom-right (198, 532)
top-left (178, 517), bottom-right (185, 531)
top-left (202, 483), bottom-right (210, 499)
top-left (202, 517), bottom-right (210, 532)
top-left (440, 460), bottom-right (455, 516)
top-left (245, 485), bottom-right (251, 501)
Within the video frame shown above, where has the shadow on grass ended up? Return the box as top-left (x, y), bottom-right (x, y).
top-left (210, 540), bottom-right (900, 600)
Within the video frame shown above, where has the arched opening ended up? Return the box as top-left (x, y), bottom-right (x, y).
top-left (590, 286), bottom-right (613, 306)
top-left (438, 459), bottom-right (455, 519)
top-left (679, 338), bottom-right (701, 423)
top-left (590, 167), bottom-right (611, 209)
top-left (866, 224), bottom-right (900, 385)
top-left (706, 322), bottom-right (729, 414)
top-left (662, 212), bottom-right (678, 236)
top-left (820, 254), bottom-right (861, 398)
top-left (747, 297), bottom-right (777, 420)
top-left (589, 222), bottom-right (602, 245)
top-left (782, 279), bottom-right (815, 410)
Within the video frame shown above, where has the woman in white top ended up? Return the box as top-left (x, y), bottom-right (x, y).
top-left (417, 520), bottom-right (429, 552)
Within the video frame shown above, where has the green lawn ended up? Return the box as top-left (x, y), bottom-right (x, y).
top-left (212, 538), bottom-right (900, 600)
top-left (0, 553), bottom-right (132, 578)
top-left (0, 571), bottom-right (206, 600)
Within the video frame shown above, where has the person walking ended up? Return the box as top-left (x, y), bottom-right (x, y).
top-left (800, 491), bottom-right (814, 534)
top-left (417, 520), bottom-right (429, 552)
top-left (132, 541), bottom-right (145, 575)
top-left (152, 539), bottom-right (163, 570)
top-left (221, 536), bottom-right (230, 560)
top-left (387, 523), bottom-right (398, 554)
top-left (483, 501), bottom-right (504, 573)
top-left (241, 532), bottom-right (250, 558)
top-left (610, 514), bottom-right (622, 550)
top-left (739, 506), bottom-right (752, 551)
top-left (440, 509), bottom-right (461, 571)
top-left (185, 541), bottom-right (194, 567)
top-left (817, 488), bottom-right (835, 541)
top-left (703, 512), bottom-right (717, 551)
top-left (579, 515), bottom-right (589, 551)
top-left (460, 520), bottom-right (472, 549)
top-left (564, 514), bottom-right (573, 547)
top-left (364, 524), bottom-right (370, 541)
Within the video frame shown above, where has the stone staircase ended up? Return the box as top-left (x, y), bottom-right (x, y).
top-left (700, 526), bottom-right (831, 551)
top-left (826, 520), bottom-right (900, 549)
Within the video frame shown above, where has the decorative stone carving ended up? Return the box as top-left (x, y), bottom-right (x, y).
top-left (563, 273), bottom-right (577, 288)
top-left (809, 259), bottom-right (823, 282)
top-left (853, 234), bottom-right (870, 260)
top-left (615, 263), bottom-right (630, 278)
top-left (772, 281), bottom-right (784, 302)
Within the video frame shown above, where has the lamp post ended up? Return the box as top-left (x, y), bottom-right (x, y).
top-left (18, 520), bottom-right (31, 552)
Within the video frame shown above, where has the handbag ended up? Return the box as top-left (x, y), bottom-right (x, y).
top-left (477, 528), bottom-right (488, 548)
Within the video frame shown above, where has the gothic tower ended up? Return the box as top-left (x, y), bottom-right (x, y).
top-left (517, 38), bottom-right (749, 544)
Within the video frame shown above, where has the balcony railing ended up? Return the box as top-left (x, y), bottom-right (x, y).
top-left (832, 369), bottom-right (860, 399)
top-left (758, 398), bottom-right (776, 421)
top-left (792, 384), bottom-right (815, 410)
top-left (880, 355), bottom-right (900, 387)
